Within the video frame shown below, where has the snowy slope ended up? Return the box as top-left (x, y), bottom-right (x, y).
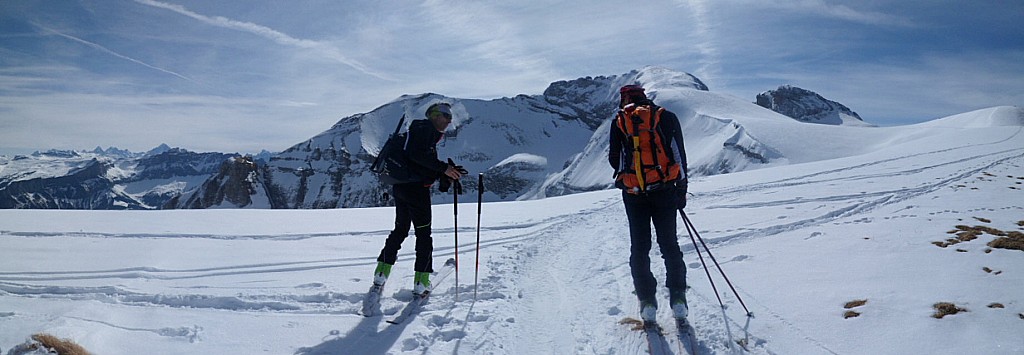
top-left (1, 107), bottom-right (1022, 354)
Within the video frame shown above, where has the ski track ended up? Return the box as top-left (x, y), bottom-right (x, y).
top-left (695, 147), bottom-right (1024, 250)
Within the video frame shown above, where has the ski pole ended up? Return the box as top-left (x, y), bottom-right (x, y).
top-left (680, 209), bottom-right (753, 317)
top-left (453, 179), bottom-right (461, 302)
top-left (474, 173), bottom-right (484, 300)
top-left (681, 208), bottom-right (724, 309)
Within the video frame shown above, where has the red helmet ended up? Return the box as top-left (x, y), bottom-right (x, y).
top-left (619, 85), bottom-right (645, 94)
top-left (619, 85), bottom-right (647, 107)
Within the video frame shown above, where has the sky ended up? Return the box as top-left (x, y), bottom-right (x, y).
top-left (1, 0), bottom-right (1022, 155)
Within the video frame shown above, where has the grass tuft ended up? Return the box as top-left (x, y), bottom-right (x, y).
top-left (31, 333), bottom-right (92, 355)
top-left (844, 299), bottom-right (867, 309)
top-left (933, 302), bottom-right (967, 319)
top-left (618, 317), bottom-right (646, 331)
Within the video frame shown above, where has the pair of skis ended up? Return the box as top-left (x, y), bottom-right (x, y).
top-left (361, 258), bottom-right (457, 324)
top-left (641, 318), bottom-right (699, 355)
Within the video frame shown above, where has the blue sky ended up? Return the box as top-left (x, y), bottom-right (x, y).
top-left (1, 0), bottom-right (1022, 154)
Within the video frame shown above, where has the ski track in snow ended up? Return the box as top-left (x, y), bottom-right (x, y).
top-left (696, 139), bottom-right (1024, 250)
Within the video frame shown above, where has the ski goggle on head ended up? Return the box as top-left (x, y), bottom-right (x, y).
top-left (427, 103), bottom-right (453, 120)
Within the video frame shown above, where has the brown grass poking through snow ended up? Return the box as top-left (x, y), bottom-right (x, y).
top-left (987, 303), bottom-right (1005, 309)
top-left (843, 299), bottom-right (867, 319)
top-left (988, 230), bottom-right (1024, 252)
top-left (618, 317), bottom-right (646, 331)
top-left (935, 223), bottom-right (1024, 252)
top-left (933, 302), bottom-right (967, 319)
top-left (31, 333), bottom-right (93, 355)
top-left (844, 300), bottom-right (868, 309)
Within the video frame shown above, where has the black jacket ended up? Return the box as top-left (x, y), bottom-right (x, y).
top-left (608, 104), bottom-right (688, 185)
top-left (399, 119), bottom-right (448, 185)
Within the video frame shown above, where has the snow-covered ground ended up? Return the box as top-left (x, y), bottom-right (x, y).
top-left (2, 119), bottom-right (1023, 354)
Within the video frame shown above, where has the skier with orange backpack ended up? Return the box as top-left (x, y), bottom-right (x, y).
top-left (608, 84), bottom-right (689, 324)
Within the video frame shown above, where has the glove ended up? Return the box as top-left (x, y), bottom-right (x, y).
top-left (447, 158), bottom-right (469, 175)
top-left (439, 177), bottom-right (452, 193)
top-left (674, 180), bottom-right (688, 210)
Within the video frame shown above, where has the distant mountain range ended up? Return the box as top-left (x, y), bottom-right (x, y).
top-left (8, 66), bottom-right (1014, 210)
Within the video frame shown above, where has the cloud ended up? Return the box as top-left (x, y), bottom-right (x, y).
top-left (675, 0), bottom-right (721, 85)
top-left (31, 23), bottom-right (198, 84)
top-left (132, 0), bottom-right (393, 81)
top-left (736, 0), bottom-right (914, 27)
top-left (417, 1), bottom-right (559, 82)
top-left (0, 91), bottom-right (343, 153)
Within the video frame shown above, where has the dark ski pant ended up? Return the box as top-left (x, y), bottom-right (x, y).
top-left (377, 182), bottom-right (434, 273)
top-left (622, 188), bottom-right (687, 306)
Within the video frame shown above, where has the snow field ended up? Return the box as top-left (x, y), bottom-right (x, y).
top-left (1, 124), bottom-right (1023, 354)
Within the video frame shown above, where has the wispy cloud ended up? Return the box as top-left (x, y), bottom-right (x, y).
top-left (417, 1), bottom-right (559, 81)
top-left (32, 23), bottom-right (198, 84)
top-left (132, 0), bottom-right (393, 81)
top-left (736, 0), bottom-right (914, 27)
top-left (677, 0), bottom-right (721, 85)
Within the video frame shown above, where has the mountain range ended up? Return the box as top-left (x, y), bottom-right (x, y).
top-left (3, 66), bottom-right (1018, 210)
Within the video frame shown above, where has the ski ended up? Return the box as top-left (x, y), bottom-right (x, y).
top-left (386, 258), bottom-right (457, 325)
top-left (643, 321), bottom-right (672, 355)
top-left (675, 318), bottom-right (699, 355)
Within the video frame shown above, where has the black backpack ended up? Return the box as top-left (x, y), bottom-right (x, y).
top-left (370, 115), bottom-right (419, 185)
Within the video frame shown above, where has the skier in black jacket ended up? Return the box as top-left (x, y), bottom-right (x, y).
top-left (372, 103), bottom-right (465, 296)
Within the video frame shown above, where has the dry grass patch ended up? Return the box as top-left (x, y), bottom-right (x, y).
top-left (973, 217), bottom-right (992, 223)
top-left (843, 299), bottom-right (867, 319)
top-left (933, 302), bottom-right (967, 319)
top-left (935, 223), bottom-right (1024, 252)
top-left (13, 333), bottom-right (94, 355)
top-left (988, 303), bottom-right (1005, 309)
top-left (618, 317), bottom-right (646, 331)
top-left (844, 299), bottom-right (868, 309)
top-left (982, 267), bottom-right (1003, 275)
top-left (988, 230), bottom-right (1024, 252)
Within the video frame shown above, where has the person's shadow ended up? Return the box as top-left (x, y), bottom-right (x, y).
top-left (295, 307), bottom-right (411, 355)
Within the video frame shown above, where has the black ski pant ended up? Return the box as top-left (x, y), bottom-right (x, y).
top-left (622, 187), bottom-right (687, 306)
top-left (377, 182), bottom-right (434, 273)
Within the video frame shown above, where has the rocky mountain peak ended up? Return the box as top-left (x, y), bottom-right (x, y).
top-left (756, 85), bottom-right (870, 126)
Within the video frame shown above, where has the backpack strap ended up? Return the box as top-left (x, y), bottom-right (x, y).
top-left (651, 105), bottom-right (676, 166)
top-left (629, 110), bottom-right (646, 190)
top-left (643, 105), bottom-right (667, 183)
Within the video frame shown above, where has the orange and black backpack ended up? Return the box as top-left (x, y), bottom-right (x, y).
top-left (614, 104), bottom-right (682, 194)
